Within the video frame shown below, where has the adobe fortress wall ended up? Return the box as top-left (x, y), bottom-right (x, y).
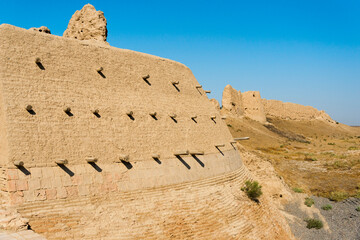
top-left (0, 24), bottom-right (241, 203)
top-left (0, 24), bottom-right (235, 168)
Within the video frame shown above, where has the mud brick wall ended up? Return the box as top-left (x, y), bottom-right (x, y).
top-left (0, 24), bottom-right (237, 203)
top-left (0, 24), bottom-right (234, 168)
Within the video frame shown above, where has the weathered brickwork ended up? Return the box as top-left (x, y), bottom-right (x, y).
top-left (6, 150), bottom-right (242, 205)
top-left (14, 164), bottom-right (291, 239)
top-left (0, 24), bottom-right (233, 168)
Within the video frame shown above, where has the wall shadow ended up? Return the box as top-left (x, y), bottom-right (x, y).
top-left (143, 78), bottom-right (151, 86)
top-left (212, 119), bottom-right (217, 124)
top-left (58, 164), bottom-right (75, 176)
top-left (36, 62), bottom-right (45, 70)
top-left (216, 147), bottom-right (224, 156)
top-left (170, 117), bottom-right (177, 123)
top-left (89, 162), bottom-right (102, 172)
top-left (65, 111), bottom-right (73, 117)
top-left (176, 156), bottom-right (191, 170)
top-left (121, 160), bottom-right (133, 169)
top-left (191, 155), bottom-right (205, 167)
top-left (18, 166), bottom-right (31, 175)
top-left (231, 143), bottom-right (237, 150)
top-left (153, 157), bottom-right (162, 164)
top-left (98, 71), bottom-right (106, 78)
top-left (173, 84), bottom-right (180, 92)
top-left (27, 109), bottom-right (36, 115)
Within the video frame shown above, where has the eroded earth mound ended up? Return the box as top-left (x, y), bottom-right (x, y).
top-left (63, 4), bottom-right (107, 42)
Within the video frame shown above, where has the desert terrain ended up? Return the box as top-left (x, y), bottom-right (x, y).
top-left (224, 115), bottom-right (360, 239)
top-left (227, 117), bottom-right (360, 198)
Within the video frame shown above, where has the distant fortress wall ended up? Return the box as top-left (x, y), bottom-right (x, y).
top-left (221, 84), bottom-right (335, 124)
top-left (262, 99), bottom-right (335, 123)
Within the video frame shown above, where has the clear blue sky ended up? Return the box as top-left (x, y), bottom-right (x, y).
top-left (1, 1), bottom-right (359, 125)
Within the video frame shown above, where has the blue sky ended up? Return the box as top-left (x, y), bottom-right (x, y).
top-left (1, 1), bottom-right (359, 125)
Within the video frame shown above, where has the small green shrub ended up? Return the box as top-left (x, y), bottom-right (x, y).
top-left (332, 161), bottom-right (347, 169)
top-left (329, 191), bottom-right (348, 202)
top-left (241, 180), bottom-right (263, 201)
top-left (355, 190), bottom-right (360, 199)
top-left (304, 197), bottom-right (315, 207)
top-left (356, 206), bottom-right (360, 212)
top-left (304, 157), bottom-right (317, 161)
top-left (348, 146), bottom-right (358, 150)
top-left (327, 142), bottom-right (335, 145)
top-left (305, 218), bottom-right (323, 229)
top-left (292, 187), bottom-right (304, 193)
top-left (321, 204), bottom-right (332, 210)
top-left (227, 124), bottom-right (232, 128)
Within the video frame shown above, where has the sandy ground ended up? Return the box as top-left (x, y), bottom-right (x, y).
top-left (284, 195), bottom-right (360, 240)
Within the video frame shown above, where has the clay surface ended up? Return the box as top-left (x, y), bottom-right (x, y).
top-left (63, 4), bottom-right (107, 42)
top-left (210, 98), bottom-right (220, 111)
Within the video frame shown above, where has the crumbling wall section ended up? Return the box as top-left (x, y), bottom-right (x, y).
top-left (221, 84), bottom-right (244, 116)
top-left (221, 85), bottom-right (334, 124)
top-left (242, 91), bottom-right (267, 123)
top-left (263, 99), bottom-right (335, 123)
top-left (63, 4), bottom-right (107, 42)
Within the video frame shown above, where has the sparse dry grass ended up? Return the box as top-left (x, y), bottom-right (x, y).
top-left (225, 116), bottom-right (360, 198)
top-left (328, 191), bottom-right (349, 202)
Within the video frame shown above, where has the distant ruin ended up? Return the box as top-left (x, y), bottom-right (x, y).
top-left (0, 4), bottom-right (294, 239)
top-left (220, 84), bottom-right (335, 124)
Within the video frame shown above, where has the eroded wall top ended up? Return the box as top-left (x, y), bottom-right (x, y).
top-left (242, 91), bottom-right (266, 123)
top-left (221, 85), bottom-right (266, 123)
top-left (262, 99), bottom-right (335, 123)
top-left (220, 84), bottom-right (335, 124)
top-left (63, 4), bottom-right (107, 42)
top-left (222, 85), bottom-right (244, 116)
